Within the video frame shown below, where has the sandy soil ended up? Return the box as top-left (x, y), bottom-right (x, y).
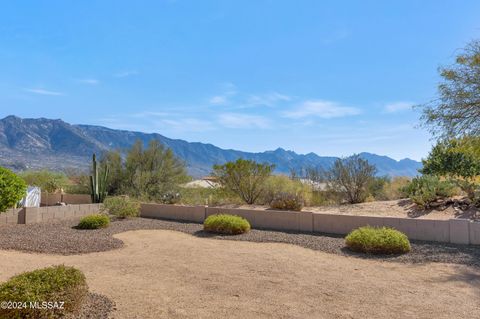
top-left (223, 199), bottom-right (480, 220)
top-left (0, 230), bottom-right (478, 319)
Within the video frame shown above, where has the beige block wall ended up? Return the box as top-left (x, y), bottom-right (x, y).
top-left (469, 222), bottom-right (480, 245)
top-left (41, 193), bottom-right (92, 206)
top-left (140, 203), bottom-right (206, 223)
top-left (24, 204), bottom-right (102, 224)
top-left (62, 194), bottom-right (92, 205)
top-left (205, 207), bottom-right (313, 232)
top-left (0, 208), bottom-right (25, 225)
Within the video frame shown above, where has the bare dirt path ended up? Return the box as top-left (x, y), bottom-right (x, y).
top-left (0, 230), bottom-right (479, 319)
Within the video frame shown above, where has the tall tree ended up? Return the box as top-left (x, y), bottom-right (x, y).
top-left (417, 40), bottom-right (480, 138)
top-left (213, 159), bottom-right (274, 204)
top-left (124, 140), bottom-right (189, 201)
top-left (325, 155), bottom-right (377, 204)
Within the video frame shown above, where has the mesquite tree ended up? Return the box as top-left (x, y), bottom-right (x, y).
top-left (325, 155), bottom-right (377, 204)
top-left (417, 40), bottom-right (480, 139)
top-left (213, 159), bottom-right (274, 204)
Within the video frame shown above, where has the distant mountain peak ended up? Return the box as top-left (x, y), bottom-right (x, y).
top-left (0, 116), bottom-right (422, 177)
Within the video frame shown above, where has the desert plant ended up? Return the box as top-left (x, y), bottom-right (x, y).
top-left (261, 175), bottom-right (312, 205)
top-left (160, 191), bottom-right (181, 204)
top-left (19, 170), bottom-right (69, 193)
top-left (345, 226), bottom-right (411, 254)
top-left (90, 153), bottom-right (109, 203)
top-left (213, 159), bottom-right (274, 204)
top-left (269, 192), bottom-right (304, 211)
top-left (204, 214), bottom-right (251, 235)
top-left (0, 167), bottom-right (27, 212)
top-left (417, 39), bottom-right (480, 138)
top-left (0, 265), bottom-right (88, 319)
top-left (179, 187), bottom-right (243, 206)
top-left (77, 214), bottom-right (110, 229)
top-left (102, 196), bottom-right (140, 218)
top-left (383, 176), bottom-right (411, 200)
top-left (401, 175), bottom-right (456, 208)
top-left (124, 140), bottom-right (190, 201)
top-left (325, 155), bottom-right (377, 204)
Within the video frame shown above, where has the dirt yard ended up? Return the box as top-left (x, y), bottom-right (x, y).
top-left (225, 198), bottom-right (479, 220)
top-left (0, 229), bottom-right (478, 319)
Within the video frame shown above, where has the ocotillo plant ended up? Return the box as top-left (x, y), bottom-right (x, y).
top-left (89, 153), bottom-right (109, 203)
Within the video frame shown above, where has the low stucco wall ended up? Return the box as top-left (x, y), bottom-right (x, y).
top-left (0, 208), bottom-right (25, 225)
top-left (141, 203), bottom-right (205, 223)
top-left (139, 203), bottom-right (480, 245)
top-left (205, 207), bottom-right (313, 232)
top-left (41, 193), bottom-right (92, 206)
top-left (0, 204), bottom-right (102, 225)
top-left (24, 204), bottom-right (101, 224)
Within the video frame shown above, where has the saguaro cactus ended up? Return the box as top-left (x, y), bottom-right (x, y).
top-left (89, 154), bottom-right (109, 203)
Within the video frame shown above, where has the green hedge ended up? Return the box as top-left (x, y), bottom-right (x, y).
top-left (345, 226), bottom-right (411, 254)
top-left (0, 265), bottom-right (88, 319)
top-left (204, 214), bottom-right (251, 235)
top-left (77, 214), bottom-right (110, 229)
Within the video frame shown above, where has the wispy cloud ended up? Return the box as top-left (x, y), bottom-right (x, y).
top-left (209, 95), bottom-right (228, 105)
top-left (24, 88), bottom-right (64, 96)
top-left (114, 70), bottom-right (139, 78)
top-left (208, 82), bottom-right (237, 106)
top-left (218, 113), bottom-right (271, 129)
top-left (77, 78), bottom-right (99, 85)
top-left (282, 100), bottom-right (360, 119)
top-left (247, 92), bottom-right (291, 107)
top-left (384, 101), bottom-right (414, 113)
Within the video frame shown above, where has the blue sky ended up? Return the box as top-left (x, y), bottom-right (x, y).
top-left (1, 1), bottom-right (479, 160)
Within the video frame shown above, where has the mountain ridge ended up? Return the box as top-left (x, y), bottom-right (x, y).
top-left (0, 115), bottom-right (422, 177)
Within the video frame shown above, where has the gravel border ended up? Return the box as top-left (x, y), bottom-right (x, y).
top-left (0, 217), bottom-right (479, 268)
top-left (67, 292), bottom-right (115, 319)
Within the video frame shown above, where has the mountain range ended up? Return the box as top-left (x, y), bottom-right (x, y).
top-left (0, 115), bottom-right (422, 177)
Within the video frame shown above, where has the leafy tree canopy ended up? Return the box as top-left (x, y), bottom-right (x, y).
top-left (418, 40), bottom-right (480, 138)
top-left (213, 159), bottom-right (274, 205)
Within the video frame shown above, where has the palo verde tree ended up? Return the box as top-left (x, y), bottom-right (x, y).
top-left (417, 40), bottom-right (480, 139)
top-left (124, 140), bottom-right (189, 201)
top-left (325, 155), bottom-right (377, 204)
top-left (212, 159), bottom-right (275, 204)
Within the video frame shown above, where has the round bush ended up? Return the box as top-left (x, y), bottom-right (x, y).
top-left (0, 265), bottom-right (88, 319)
top-left (0, 167), bottom-right (27, 212)
top-left (102, 196), bottom-right (140, 218)
top-left (204, 214), bottom-right (251, 235)
top-left (77, 214), bottom-right (110, 229)
top-left (345, 226), bottom-right (411, 254)
top-left (269, 192), bottom-right (304, 211)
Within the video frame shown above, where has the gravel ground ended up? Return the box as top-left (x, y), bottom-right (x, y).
top-left (67, 293), bottom-right (115, 319)
top-left (0, 217), bottom-right (479, 267)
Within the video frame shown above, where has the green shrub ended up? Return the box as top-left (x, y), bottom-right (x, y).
top-left (77, 214), bottom-right (110, 229)
top-left (19, 170), bottom-right (69, 193)
top-left (180, 187), bottom-right (243, 206)
top-left (269, 192), bottom-right (304, 211)
top-left (261, 175), bottom-right (312, 205)
top-left (345, 226), bottom-right (411, 254)
top-left (0, 265), bottom-right (88, 319)
top-left (401, 175), bottom-right (456, 208)
top-left (0, 167), bottom-right (27, 212)
top-left (102, 196), bottom-right (140, 218)
top-left (204, 214), bottom-right (251, 235)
